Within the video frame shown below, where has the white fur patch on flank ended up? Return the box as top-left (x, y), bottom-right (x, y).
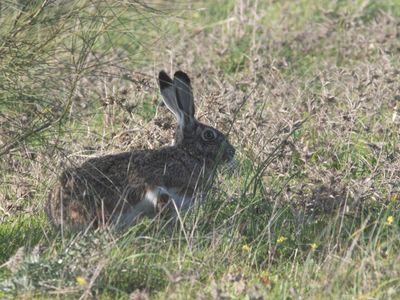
top-left (113, 186), bottom-right (195, 229)
top-left (114, 187), bottom-right (159, 228)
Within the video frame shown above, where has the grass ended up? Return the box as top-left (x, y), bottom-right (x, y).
top-left (1, 0), bottom-right (400, 299)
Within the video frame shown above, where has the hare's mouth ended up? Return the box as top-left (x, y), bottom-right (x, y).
top-left (227, 158), bottom-right (238, 170)
top-left (223, 145), bottom-right (235, 161)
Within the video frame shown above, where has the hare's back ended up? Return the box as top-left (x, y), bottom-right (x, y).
top-left (61, 151), bottom-right (145, 194)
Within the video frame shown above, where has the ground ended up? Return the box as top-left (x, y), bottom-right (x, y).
top-left (0, 0), bottom-right (399, 299)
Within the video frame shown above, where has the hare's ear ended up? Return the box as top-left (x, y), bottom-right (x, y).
top-left (173, 71), bottom-right (195, 119)
top-left (159, 71), bottom-right (185, 128)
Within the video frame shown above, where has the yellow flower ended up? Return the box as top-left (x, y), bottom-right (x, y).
top-left (310, 243), bottom-right (318, 250)
top-left (192, 11), bottom-right (201, 19)
top-left (386, 216), bottom-right (394, 225)
top-left (242, 244), bottom-right (251, 252)
top-left (277, 236), bottom-right (287, 244)
top-left (41, 107), bottom-right (52, 114)
top-left (76, 276), bottom-right (87, 286)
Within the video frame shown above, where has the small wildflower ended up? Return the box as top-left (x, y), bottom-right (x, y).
top-left (242, 244), bottom-right (251, 252)
top-left (386, 216), bottom-right (394, 225)
top-left (277, 236), bottom-right (287, 244)
top-left (310, 243), bottom-right (318, 251)
top-left (76, 276), bottom-right (87, 286)
top-left (42, 107), bottom-right (52, 114)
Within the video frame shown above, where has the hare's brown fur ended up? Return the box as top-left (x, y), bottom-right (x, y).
top-left (47, 70), bottom-right (235, 230)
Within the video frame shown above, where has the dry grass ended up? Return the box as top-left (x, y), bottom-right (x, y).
top-left (1, 0), bottom-right (400, 299)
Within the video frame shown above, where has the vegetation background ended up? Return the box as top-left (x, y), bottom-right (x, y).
top-left (0, 0), bottom-right (399, 298)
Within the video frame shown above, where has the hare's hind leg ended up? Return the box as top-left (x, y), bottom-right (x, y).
top-left (47, 184), bottom-right (95, 231)
top-left (67, 200), bottom-right (96, 230)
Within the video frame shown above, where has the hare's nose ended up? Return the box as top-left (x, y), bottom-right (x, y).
top-left (227, 147), bottom-right (235, 157)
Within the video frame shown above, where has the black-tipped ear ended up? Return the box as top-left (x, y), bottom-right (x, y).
top-left (158, 70), bottom-right (185, 128)
top-left (174, 71), bottom-right (191, 85)
top-left (159, 70), bottom-right (173, 90)
top-left (174, 71), bottom-right (195, 118)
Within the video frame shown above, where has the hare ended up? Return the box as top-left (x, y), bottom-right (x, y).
top-left (46, 70), bottom-right (235, 230)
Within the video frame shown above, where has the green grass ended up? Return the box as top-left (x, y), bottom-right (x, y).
top-left (2, 204), bottom-right (395, 299)
top-left (1, 0), bottom-right (400, 298)
top-left (0, 215), bottom-right (46, 265)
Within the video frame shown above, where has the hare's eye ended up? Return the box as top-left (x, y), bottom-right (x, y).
top-left (202, 129), bottom-right (217, 141)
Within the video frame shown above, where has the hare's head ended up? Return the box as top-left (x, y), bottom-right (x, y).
top-left (159, 70), bottom-right (235, 165)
